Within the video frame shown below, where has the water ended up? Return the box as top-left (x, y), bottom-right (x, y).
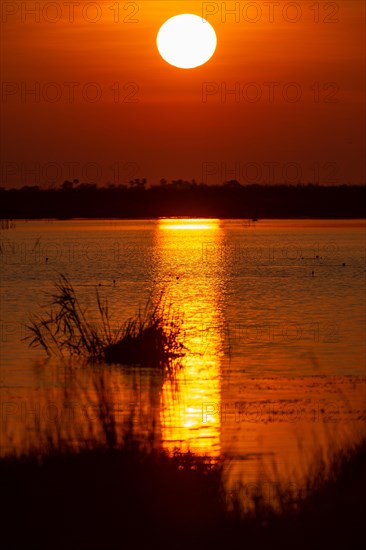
top-left (1, 219), bottom-right (365, 482)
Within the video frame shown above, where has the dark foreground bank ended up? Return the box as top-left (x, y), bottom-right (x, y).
top-left (1, 426), bottom-right (365, 550)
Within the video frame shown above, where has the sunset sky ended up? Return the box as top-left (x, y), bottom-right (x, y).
top-left (1, 0), bottom-right (365, 187)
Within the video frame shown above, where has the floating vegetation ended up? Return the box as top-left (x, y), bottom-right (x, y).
top-left (25, 274), bottom-right (185, 372)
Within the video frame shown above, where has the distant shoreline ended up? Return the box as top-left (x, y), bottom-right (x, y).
top-left (1, 217), bottom-right (366, 221)
top-left (1, 184), bottom-right (365, 219)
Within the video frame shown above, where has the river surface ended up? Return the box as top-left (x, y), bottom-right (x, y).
top-left (1, 219), bottom-right (365, 486)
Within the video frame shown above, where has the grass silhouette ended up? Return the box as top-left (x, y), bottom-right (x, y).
top-left (1, 371), bottom-right (365, 550)
top-left (25, 274), bottom-right (185, 373)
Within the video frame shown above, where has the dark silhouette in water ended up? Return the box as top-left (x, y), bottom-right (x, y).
top-left (0, 182), bottom-right (365, 219)
top-left (25, 274), bottom-right (185, 371)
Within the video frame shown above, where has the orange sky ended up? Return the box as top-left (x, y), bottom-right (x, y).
top-left (1, 0), bottom-right (365, 187)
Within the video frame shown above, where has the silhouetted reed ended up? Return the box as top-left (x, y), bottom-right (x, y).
top-left (1, 371), bottom-right (365, 550)
top-left (25, 274), bottom-right (185, 373)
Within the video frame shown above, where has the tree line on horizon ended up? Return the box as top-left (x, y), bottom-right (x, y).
top-left (0, 180), bottom-right (365, 219)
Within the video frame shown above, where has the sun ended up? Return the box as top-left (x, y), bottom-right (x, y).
top-left (157, 14), bottom-right (217, 69)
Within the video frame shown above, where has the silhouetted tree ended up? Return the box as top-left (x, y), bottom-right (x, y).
top-left (62, 180), bottom-right (73, 190)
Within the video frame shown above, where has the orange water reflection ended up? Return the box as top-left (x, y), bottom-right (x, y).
top-left (152, 218), bottom-right (227, 455)
top-left (2, 219), bottom-right (365, 486)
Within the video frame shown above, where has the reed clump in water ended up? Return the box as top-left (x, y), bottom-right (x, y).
top-left (25, 274), bottom-right (185, 372)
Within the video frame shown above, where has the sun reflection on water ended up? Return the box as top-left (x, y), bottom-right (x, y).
top-left (153, 218), bottom-right (227, 455)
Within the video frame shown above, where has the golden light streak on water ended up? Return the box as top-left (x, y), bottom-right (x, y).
top-left (153, 218), bottom-right (226, 455)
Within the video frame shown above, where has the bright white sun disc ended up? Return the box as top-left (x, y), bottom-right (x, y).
top-left (157, 14), bottom-right (217, 69)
